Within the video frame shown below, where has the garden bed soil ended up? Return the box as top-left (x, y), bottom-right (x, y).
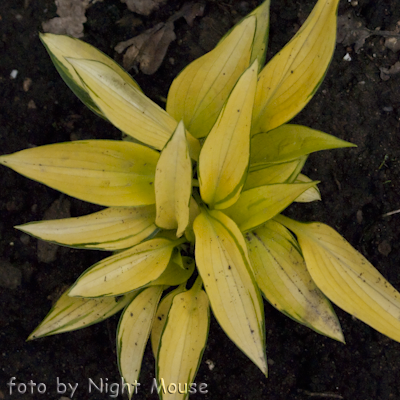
top-left (1, 0), bottom-right (400, 399)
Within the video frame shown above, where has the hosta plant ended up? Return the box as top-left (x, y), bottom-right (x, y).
top-left (3, 0), bottom-right (400, 398)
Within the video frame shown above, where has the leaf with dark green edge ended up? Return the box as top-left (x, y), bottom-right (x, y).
top-left (224, 182), bottom-right (316, 232)
top-left (166, 16), bottom-right (256, 139)
top-left (40, 33), bottom-right (142, 118)
top-left (294, 174), bottom-right (321, 203)
top-left (219, 0), bottom-right (271, 69)
top-left (16, 206), bottom-right (157, 251)
top-left (199, 60), bottom-right (258, 209)
top-left (67, 58), bottom-right (200, 160)
top-left (252, 0), bottom-right (341, 134)
top-left (156, 277), bottom-right (210, 400)
top-left (69, 238), bottom-right (183, 298)
top-left (0, 140), bottom-right (159, 207)
top-left (244, 156), bottom-right (306, 190)
top-left (193, 208), bottom-right (267, 375)
top-left (250, 124), bottom-right (355, 165)
top-left (117, 286), bottom-right (164, 399)
top-left (275, 214), bottom-right (400, 343)
top-left (155, 121), bottom-right (192, 236)
top-left (151, 285), bottom-right (186, 358)
top-left (28, 290), bottom-right (138, 340)
top-left (245, 220), bottom-right (344, 342)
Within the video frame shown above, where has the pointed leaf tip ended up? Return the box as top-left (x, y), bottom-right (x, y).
top-left (193, 209), bottom-right (267, 374)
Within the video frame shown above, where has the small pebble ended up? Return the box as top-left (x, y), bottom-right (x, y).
top-left (378, 240), bottom-right (391, 256)
top-left (10, 69), bottom-right (18, 79)
top-left (343, 53), bottom-right (352, 61)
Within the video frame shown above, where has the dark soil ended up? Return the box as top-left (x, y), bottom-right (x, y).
top-left (1, 0), bottom-right (400, 399)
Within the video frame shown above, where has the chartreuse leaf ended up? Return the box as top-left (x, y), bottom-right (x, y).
top-left (16, 206), bottom-right (157, 251)
top-left (117, 286), bottom-right (164, 399)
top-left (294, 174), bottom-right (321, 203)
top-left (275, 214), bottom-right (400, 343)
top-left (69, 238), bottom-right (182, 298)
top-left (245, 221), bottom-right (344, 342)
top-left (244, 156), bottom-right (306, 190)
top-left (185, 197), bottom-right (200, 243)
top-left (193, 209), bottom-right (267, 375)
top-left (39, 33), bottom-right (141, 118)
top-left (224, 182), bottom-right (316, 232)
top-left (166, 16), bottom-right (256, 139)
top-left (151, 285), bottom-right (186, 358)
top-left (67, 58), bottom-right (200, 159)
top-left (0, 140), bottom-right (159, 207)
top-left (155, 121), bottom-right (192, 236)
top-left (248, 0), bottom-right (271, 67)
top-left (199, 60), bottom-right (258, 209)
top-left (156, 277), bottom-right (209, 400)
top-left (28, 290), bottom-right (138, 340)
top-left (250, 124), bottom-right (355, 165)
top-left (252, 0), bottom-right (341, 134)
top-left (150, 253), bottom-right (195, 287)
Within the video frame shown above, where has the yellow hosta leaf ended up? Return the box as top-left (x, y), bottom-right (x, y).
top-left (0, 140), bottom-right (159, 207)
top-left (16, 206), bottom-right (157, 251)
top-left (184, 197), bottom-right (200, 243)
top-left (276, 215), bottom-right (400, 343)
top-left (245, 221), bottom-right (344, 342)
top-left (155, 121), bottom-right (192, 236)
top-left (166, 16), bottom-right (256, 139)
top-left (69, 238), bottom-right (180, 297)
top-left (28, 290), bottom-right (138, 340)
top-left (67, 58), bottom-right (200, 160)
top-left (150, 253), bottom-right (195, 287)
top-left (224, 182), bottom-right (316, 232)
top-left (199, 60), bottom-right (258, 209)
top-left (117, 286), bottom-right (164, 399)
top-left (193, 209), bottom-right (267, 375)
top-left (248, 0), bottom-right (271, 67)
top-left (252, 0), bottom-right (341, 133)
top-left (68, 58), bottom-right (175, 150)
top-left (40, 33), bottom-right (141, 117)
top-left (294, 174), bottom-right (321, 203)
top-left (244, 157), bottom-right (306, 190)
top-left (157, 278), bottom-right (209, 400)
top-left (151, 285), bottom-right (186, 358)
top-left (250, 124), bottom-right (355, 165)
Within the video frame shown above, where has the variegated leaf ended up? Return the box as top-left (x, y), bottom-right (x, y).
top-left (244, 157), bottom-right (306, 190)
top-left (0, 140), bottom-right (159, 207)
top-left (28, 290), bottom-right (138, 339)
top-left (40, 33), bottom-right (141, 117)
top-left (193, 208), bottom-right (267, 375)
top-left (276, 215), bottom-right (400, 343)
top-left (294, 174), bottom-right (321, 203)
top-left (199, 60), bottom-right (258, 209)
top-left (155, 121), bottom-right (192, 236)
top-left (117, 286), bottom-right (164, 399)
top-left (252, 0), bottom-right (341, 133)
top-left (166, 16), bottom-right (256, 139)
top-left (69, 238), bottom-right (180, 297)
top-left (245, 220), bottom-right (344, 341)
top-left (224, 182), bottom-right (315, 232)
top-left (250, 124), bottom-right (355, 165)
top-left (157, 278), bottom-right (210, 400)
top-left (16, 206), bottom-right (157, 251)
top-left (67, 58), bottom-right (200, 159)
top-left (151, 285), bottom-right (186, 358)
